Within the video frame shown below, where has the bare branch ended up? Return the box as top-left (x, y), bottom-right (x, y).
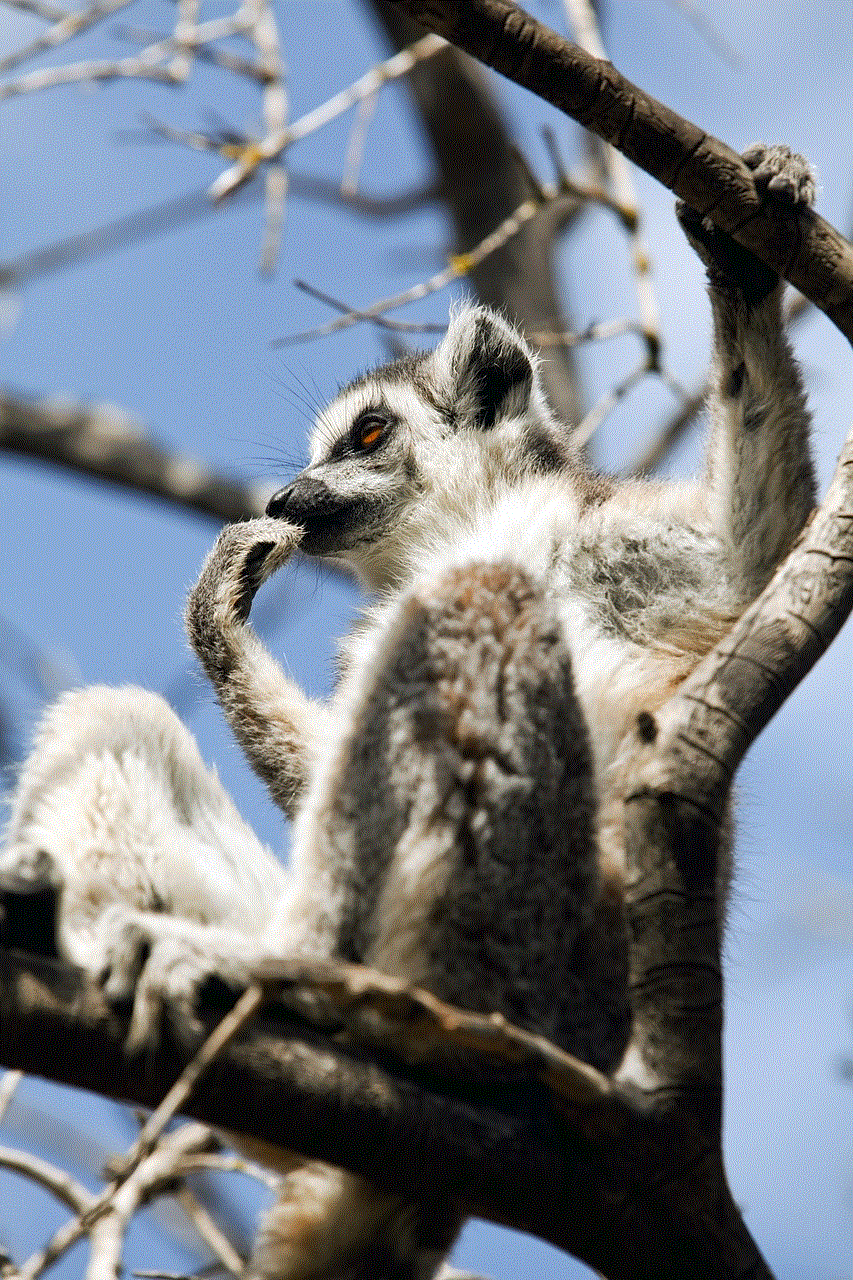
top-left (561, 0), bottom-right (663, 374)
top-left (209, 33), bottom-right (447, 201)
top-left (0, 1070), bottom-right (22, 1124)
top-left (0, 941), bottom-right (771, 1279)
top-left (113, 18), bottom-right (266, 81)
top-left (113, 987), bottom-right (265, 1181)
top-left (571, 359), bottom-right (652, 450)
top-left (622, 425), bottom-right (853, 1089)
top-left (0, 0), bottom-right (134, 76)
top-left (341, 87), bottom-right (380, 196)
top-left (174, 1188), bottom-right (245, 1275)
top-left (0, 392), bottom-right (269, 522)
top-left (244, 0), bottom-right (288, 274)
top-left (370, 2), bottom-right (583, 424)
top-left (626, 386), bottom-right (705, 476)
top-left (293, 278), bottom-right (447, 333)
top-left (168, 0), bottom-right (200, 84)
top-left (390, 0), bottom-right (853, 342)
top-left (173, 1152), bottom-right (280, 1191)
top-left (0, 53), bottom-right (179, 98)
top-left (0, 1146), bottom-right (90, 1213)
top-left (3, 0), bottom-right (68, 21)
top-left (274, 171), bottom-right (623, 346)
top-left (16, 1123), bottom-right (215, 1280)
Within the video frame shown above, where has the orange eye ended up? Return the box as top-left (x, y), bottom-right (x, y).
top-left (358, 418), bottom-right (385, 450)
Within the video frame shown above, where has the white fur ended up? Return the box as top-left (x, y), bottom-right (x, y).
top-left (4, 227), bottom-right (816, 1280)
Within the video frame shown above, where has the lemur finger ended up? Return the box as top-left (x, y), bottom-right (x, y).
top-left (676, 144), bottom-right (815, 307)
top-left (742, 142), bottom-right (817, 207)
top-left (188, 516), bottom-right (303, 632)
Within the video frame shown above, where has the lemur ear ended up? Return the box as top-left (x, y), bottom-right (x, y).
top-left (438, 307), bottom-right (534, 431)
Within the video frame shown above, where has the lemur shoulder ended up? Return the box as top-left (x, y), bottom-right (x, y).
top-left (3, 144), bottom-right (816, 1280)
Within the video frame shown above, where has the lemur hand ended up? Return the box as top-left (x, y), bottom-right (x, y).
top-left (676, 143), bottom-right (816, 305)
top-left (186, 516), bottom-right (303, 653)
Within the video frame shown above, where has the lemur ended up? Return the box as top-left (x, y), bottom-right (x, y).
top-left (4, 145), bottom-right (816, 1280)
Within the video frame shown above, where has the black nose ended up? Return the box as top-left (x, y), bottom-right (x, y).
top-left (265, 474), bottom-right (345, 528)
top-left (266, 482), bottom-right (297, 519)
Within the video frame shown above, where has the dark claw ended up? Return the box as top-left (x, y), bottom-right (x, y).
top-left (235, 541), bottom-right (275, 622)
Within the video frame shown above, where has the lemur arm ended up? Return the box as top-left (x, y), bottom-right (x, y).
top-left (679, 144), bottom-right (817, 602)
top-left (185, 517), bottom-right (329, 821)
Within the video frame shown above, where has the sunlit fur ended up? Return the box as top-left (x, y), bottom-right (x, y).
top-left (4, 148), bottom-right (816, 1280)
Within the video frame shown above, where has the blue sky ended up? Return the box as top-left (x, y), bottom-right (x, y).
top-left (1, 2), bottom-right (851, 1276)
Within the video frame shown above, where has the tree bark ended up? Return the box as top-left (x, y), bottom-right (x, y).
top-left (0, 938), bottom-right (770, 1280)
top-left (388, 0), bottom-right (853, 342)
top-left (368, 1), bottom-right (582, 425)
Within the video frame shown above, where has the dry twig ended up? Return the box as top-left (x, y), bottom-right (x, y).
top-left (275, 169), bottom-right (630, 346)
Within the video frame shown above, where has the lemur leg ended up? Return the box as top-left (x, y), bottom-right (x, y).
top-left (258, 560), bottom-right (613, 1280)
top-left (678, 143), bottom-right (817, 601)
top-left (2, 685), bottom-right (285, 1006)
top-left (185, 517), bottom-right (330, 821)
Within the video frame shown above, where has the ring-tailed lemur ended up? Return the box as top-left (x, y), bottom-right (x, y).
top-left (3, 145), bottom-right (816, 1280)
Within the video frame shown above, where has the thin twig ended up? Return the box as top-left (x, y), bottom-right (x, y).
top-left (342, 88), bottom-right (379, 196)
top-left (663, 0), bottom-right (740, 65)
top-left (168, 0), bottom-right (200, 83)
top-left (3, 0), bottom-right (68, 20)
top-left (17, 1125), bottom-right (215, 1280)
top-left (275, 141), bottom-right (633, 346)
top-left (0, 55), bottom-right (179, 97)
top-left (15, 987), bottom-right (263, 1280)
top-left (174, 1188), bottom-right (245, 1275)
top-left (245, 0), bottom-right (288, 274)
top-left (0, 1071), bottom-right (22, 1125)
top-left (529, 317), bottom-right (644, 347)
top-left (0, 1146), bottom-right (90, 1213)
top-left (209, 33), bottom-right (447, 201)
top-left (114, 17), bottom-right (266, 81)
top-left (571, 360), bottom-right (652, 450)
top-left (0, 0), bottom-right (134, 76)
top-left (114, 986), bottom-right (266, 1179)
top-left (293, 279), bottom-right (447, 334)
top-left (175, 1152), bottom-right (282, 1190)
top-left (562, 0), bottom-right (662, 375)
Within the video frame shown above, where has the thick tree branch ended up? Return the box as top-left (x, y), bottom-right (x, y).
top-left (390, 0), bottom-right (853, 341)
top-left (1, 392), bottom-right (267, 521)
top-left (0, 938), bottom-right (769, 1280)
top-left (621, 431), bottom-right (853, 1091)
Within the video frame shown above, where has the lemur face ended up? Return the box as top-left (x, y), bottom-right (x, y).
top-left (266, 307), bottom-right (562, 589)
top-left (266, 359), bottom-right (439, 560)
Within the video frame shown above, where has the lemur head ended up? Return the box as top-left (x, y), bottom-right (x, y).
top-left (267, 307), bottom-right (576, 591)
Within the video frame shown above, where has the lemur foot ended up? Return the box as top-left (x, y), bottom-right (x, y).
top-left (186, 515), bottom-right (303, 648)
top-left (676, 142), bottom-right (816, 305)
top-left (94, 906), bottom-right (262, 1051)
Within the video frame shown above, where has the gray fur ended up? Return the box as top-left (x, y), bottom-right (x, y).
top-left (3, 146), bottom-right (817, 1280)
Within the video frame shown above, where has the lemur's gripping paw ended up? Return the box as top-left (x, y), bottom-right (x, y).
top-left (676, 143), bottom-right (815, 306)
top-left (94, 907), bottom-right (259, 1052)
top-left (741, 142), bottom-right (816, 209)
top-left (186, 516), bottom-right (303, 651)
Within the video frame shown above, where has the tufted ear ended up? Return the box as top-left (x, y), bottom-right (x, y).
top-left (436, 307), bottom-right (534, 431)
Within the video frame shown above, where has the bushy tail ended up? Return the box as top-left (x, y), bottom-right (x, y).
top-left (255, 1162), bottom-right (464, 1280)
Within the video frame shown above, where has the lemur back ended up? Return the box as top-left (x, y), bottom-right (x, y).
top-left (3, 145), bottom-right (816, 1280)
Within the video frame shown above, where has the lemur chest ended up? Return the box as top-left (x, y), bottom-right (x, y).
top-left (544, 516), bottom-right (734, 780)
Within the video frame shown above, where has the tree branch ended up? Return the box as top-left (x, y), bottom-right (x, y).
top-left (369, 2), bottom-right (582, 424)
top-left (0, 938), bottom-right (770, 1280)
top-left (389, 0), bottom-right (853, 342)
top-left (0, 392), bottom-right (268, 522)
top-left (620, 432), bottom-right (853, 1097)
